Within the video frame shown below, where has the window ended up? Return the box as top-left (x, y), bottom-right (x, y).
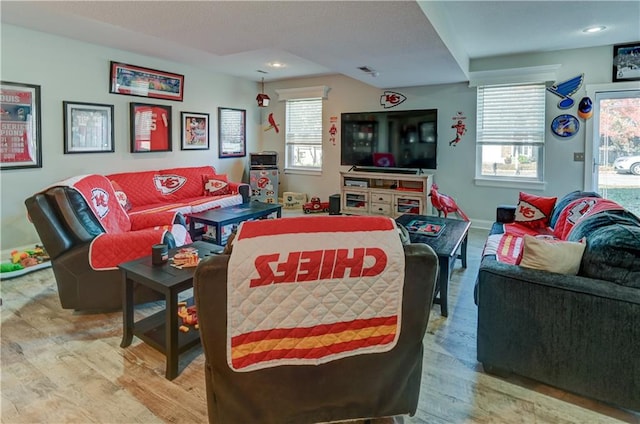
top-left (285, 98), bottom-right (322, 171)
top-left (476, 83), bottom-right (546, 182)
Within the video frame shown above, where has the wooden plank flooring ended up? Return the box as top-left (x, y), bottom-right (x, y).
top-left (1, 227), bottom-right (638, 423)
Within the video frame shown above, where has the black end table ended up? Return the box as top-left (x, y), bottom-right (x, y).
top-left (119, 241), bottom-right (222, 380)
top-left (396, 214), bottom-right (471, 317)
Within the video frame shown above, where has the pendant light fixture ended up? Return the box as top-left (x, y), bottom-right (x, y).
top-left (256, 77), bottom-right (270, 107)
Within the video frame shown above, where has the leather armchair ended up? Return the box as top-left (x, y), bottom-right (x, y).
top-left (25, 182), bottom-right (188, 311)
top-left (193, 215), bottom-right (439, 424)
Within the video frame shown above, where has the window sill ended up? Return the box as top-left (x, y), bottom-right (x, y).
top-left (284, 168), bottom-right (322, 176)
top-left (474, 177), bottom-right (547, 191)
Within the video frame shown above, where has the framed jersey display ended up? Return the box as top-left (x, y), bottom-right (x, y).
top-left (130, 102), bottom-right (172, 153)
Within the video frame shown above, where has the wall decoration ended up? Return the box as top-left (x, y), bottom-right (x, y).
top-left (613, 42), bottom-right (640, 82)
top-left (218, 107), bottom-right (246, 158)
top-left (551, 114), bottom-right (579, 138)
top-left (110, 61), bottom-right (184, 101)
top-left (449, 111), bottom-right (467, 146)
top-left (130, 102), bottom-right (172, 153)
top-left (180, 112), bottom-right (209, 150)
top-left (264, 112), bottom-right (279, 133)
top-left (547, 74), bottom-right (583, 109)
top-left (0, 81), bottom-right (42, 170)
top-left (63, 101), bottom-right (114, 154)
top-left (577, 97), bottom-right (593, 120)
top-left (329, 116), bottom-right (338, 146)
top-left (380, 90), bottom-right (407, 109)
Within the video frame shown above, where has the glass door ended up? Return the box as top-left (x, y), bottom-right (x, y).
top-left (589, 88), bottom-right (640, 217)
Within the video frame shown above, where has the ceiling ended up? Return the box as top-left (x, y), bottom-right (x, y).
top-left (1, 1), bottom-right (639, 89)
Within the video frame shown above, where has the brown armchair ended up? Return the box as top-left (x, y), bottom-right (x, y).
top-left (25, 175), bottom-right (189, 311)
top-left (194, 215), bottom-right (439, 424)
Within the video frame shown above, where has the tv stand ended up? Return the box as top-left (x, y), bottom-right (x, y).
top-left (340, 170), bottom-right (434, 217)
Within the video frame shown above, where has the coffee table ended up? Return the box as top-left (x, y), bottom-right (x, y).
top-left (396, 214), bottom-right (471, 317)
top-left (119, 240), bottom-right (223, 380)
top-left (187, 201), bottom-right (282, 244)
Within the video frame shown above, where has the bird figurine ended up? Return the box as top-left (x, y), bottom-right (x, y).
top-left (429, 183), bottom-right (470, 221)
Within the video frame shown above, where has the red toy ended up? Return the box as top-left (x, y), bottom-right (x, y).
top-left (429, 184), bottom-right (469, 221)
top-left (303, 197), bottom-right (330, 213)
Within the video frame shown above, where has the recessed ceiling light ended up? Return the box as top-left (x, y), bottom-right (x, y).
top-left (268, 62), bottom-right (285, 68)
top-left (583, 25), bottom-right (606, 33)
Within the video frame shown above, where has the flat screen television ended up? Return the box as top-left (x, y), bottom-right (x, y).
top-left (341, 109), bottom-right (438, 171)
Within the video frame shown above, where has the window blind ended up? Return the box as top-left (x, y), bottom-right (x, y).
top-left (285, 99), bottom-right (322, 145)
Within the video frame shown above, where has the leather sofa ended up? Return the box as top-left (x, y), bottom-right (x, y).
top-left (476, 191), bottom-right (640, 411)
top-left (193, 215), bottom-right (440, 423)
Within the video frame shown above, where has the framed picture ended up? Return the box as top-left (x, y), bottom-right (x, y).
top-left (181, 112), bottom-right (209, 150)
top-left (613, 42), bottom-right (640, 82)
top-left (129, 102), bottom-right (172, 153)
top-left (110, 61), bottom-right (184, 101)
top-left (218, 107), bottom-right (246, 158)
top-left (0, 81), bottom-right (42, 170)
top-left (63, 101), bottom-right (114, 154)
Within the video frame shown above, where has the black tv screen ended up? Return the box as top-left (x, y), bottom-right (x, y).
top-left (341, 109), bottom-right (437, 170)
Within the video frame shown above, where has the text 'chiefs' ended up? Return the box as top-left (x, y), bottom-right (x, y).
top-left (250, 248), bottom-right (387, 287)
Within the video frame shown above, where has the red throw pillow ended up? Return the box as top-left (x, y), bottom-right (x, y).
top-left (514, 192), bottom-right (557, 229)
top-left (110, 180), bottom-right (132, 211)
top-left (202, 174), bottom-right (230, 196)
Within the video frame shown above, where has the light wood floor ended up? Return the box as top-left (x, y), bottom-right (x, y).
top-left (1, 226), bottom-right (639, 424)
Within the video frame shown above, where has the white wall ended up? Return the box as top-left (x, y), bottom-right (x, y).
top-left (0, 25), bottom-right (261, 250)
top-left (263, 45), bottom-right (615, 227)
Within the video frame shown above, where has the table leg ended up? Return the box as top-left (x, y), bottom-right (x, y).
top-left (188, 218), bottom-right (198, 241)
top-left (461, 232), bottom-right (468, 268)
top-left (165, 289), bottom-right (179, 380)
top-left (120, 272), bottom-right (134, 348)
top-left (437, 256), bottom-right (449, 317)
top-left (215, 223), bottom-right (222, 246)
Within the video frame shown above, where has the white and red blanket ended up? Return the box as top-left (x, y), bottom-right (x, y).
top-left (226, 216), bottom-right (405, 372)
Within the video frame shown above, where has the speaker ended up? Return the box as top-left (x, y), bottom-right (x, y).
top-left (329, 194), bottom-right (341, 215)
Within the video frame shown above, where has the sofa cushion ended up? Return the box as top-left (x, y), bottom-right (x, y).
top-left (108, 170), bottom-right (163, 206)
top-left (549, 190), bottom-right (600, 229)
top-left (580, 224), bottom-right (640, 288)
top-left (202, 173), bottom-right (230, 196)
top-left (567, 209), bottom-right (640, 242)
top-left (514, 192), bottom-right (557, 229)
top-left (110, 180), bottom-right (132, 212)
top-left (159, 166), bottom-right (217, 200)
top-left (519, 234), bottom-right (585, 275)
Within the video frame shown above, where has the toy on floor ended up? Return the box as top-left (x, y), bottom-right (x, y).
top-left (178, 302), bottom-right (199, 332)
top-left (303, 197), bottom-right (330, 214)
top-left (429, 184), bottom-right (470, 221)
top-left (1, 245), bottom-right (52, 280)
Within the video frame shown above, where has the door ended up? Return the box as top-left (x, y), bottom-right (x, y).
top-left (589, 88), bottom-right (640, 217)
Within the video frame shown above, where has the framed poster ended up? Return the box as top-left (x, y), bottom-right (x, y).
top-left (218, 107), bottom-right (246, 158)
top-left (129, 102), bottom-right (172, 153)
top-left (110, 61), bottom-right (184, 101)
top-left (0, 81), bottom-right (42, 170)
top-left (613, 42), bottom-right (640, 82)
top-left (63, 101), bottom-right (114, 154)
top-left (181, 112), bottom-right (209, 150)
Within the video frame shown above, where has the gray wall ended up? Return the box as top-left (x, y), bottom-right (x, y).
top-left (1, 25), bottom-right (260, 250)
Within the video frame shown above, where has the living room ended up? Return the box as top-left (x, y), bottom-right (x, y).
top-left (1, 1), bottom-right (639, 423)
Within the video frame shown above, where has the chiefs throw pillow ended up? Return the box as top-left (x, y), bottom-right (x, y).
top-left (514, 192), bottom-right (557, 229)
top-left (202, 174), bottom-right (230, 196)
top-left (110, 180), bottom-right (132, 211)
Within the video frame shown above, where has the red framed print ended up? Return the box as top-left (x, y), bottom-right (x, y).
top-left (130, 102), bottom-right (172, 153)
top-left (181, 112), bottom-right (210, 150)
top-left (0, 81), bottom-right (42, 170)
top-left (110, 61), bottom-right (184, 101)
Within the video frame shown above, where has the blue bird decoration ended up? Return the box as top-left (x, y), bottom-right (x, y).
top-left (547, 74), bottom-right (584, 109)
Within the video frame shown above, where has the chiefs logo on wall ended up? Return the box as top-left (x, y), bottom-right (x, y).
top-left (154, 175), bottom-right (187, 194)
top-left (380, 91), bottom-right (407, 109)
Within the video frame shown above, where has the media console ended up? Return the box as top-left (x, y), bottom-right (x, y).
top-left (340, 170), bottom-right (434, 217)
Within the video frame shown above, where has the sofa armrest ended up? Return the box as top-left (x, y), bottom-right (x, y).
top-left (228, 182), bottom-right (251, 203)
top-left (496, 205), bottom-right (516, 223)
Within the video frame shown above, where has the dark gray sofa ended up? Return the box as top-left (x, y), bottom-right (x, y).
top-left (475, 191), bottom-right (640, 412)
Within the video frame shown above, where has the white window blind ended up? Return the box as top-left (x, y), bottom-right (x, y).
top-left (285, 98), bottom-right (323, 170)
top-left (476, 83), bottom-right (546, 146)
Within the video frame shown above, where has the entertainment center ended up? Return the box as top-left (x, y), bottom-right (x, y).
top-left (340, 168), bottom-right (433, 217)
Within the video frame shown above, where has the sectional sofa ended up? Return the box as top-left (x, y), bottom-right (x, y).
top-left (475, 190), bottom-right (640, 411)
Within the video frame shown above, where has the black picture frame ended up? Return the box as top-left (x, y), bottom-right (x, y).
top-left (613, 42), bottom-right (640, 82)
top-left (63, 101), bottom-right (115, 154)
top-left (129, 102), bottom-right (172, 153)
top-left (181, 111), bottom-right (210, 150)
top-left (0, 81), bottom-right (42, 170)
top-left (218, 107), bottom-right (246, 158)
top-left (110, 61), bottom-right (184, 101)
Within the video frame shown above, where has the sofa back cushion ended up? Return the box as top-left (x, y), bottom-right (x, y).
top-left (108, 170), bottom-right (163, 207)
top-left (549, 190), bottom-right (600, 229)
top-left (159, 166), bottom-right (217, 200)
top-left (553, 197), bottom-right (623, 240)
